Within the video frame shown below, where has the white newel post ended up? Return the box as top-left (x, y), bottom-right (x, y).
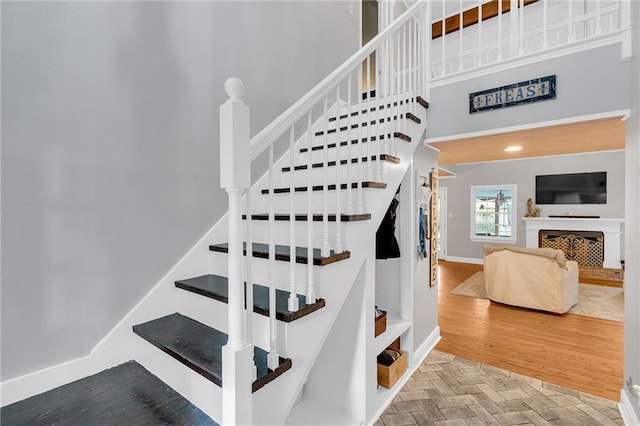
top-left (220, 77), bottom-right (253, 426)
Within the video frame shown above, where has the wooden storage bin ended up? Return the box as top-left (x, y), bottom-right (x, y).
top-left (377, 350), bottom-right (407, 389)
top-left (374, 310), bottom-right (387, 337)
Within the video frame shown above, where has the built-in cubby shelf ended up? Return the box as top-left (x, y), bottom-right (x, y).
top-left (374, 314), bottom-right (411, 355)
top-left (375, 356), bottom-right (413, 409)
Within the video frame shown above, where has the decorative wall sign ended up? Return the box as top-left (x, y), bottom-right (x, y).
top-left (469, 75), bottom-right (556, 113)
top-left (429, 170), bottom-right (439, 287)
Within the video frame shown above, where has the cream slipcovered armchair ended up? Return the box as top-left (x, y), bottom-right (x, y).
top-left (483, 244), bottom-right (579, 314)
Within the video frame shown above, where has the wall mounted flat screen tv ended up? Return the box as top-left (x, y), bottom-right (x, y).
top-left (535, 171), bottom-right (607, 204)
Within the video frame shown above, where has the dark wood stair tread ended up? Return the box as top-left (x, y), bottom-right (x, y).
top-left (133, 313), bottom-right (291, 393)
top-left (394, 131), bottom-right (411, 143)
top-left (261, 181), bottom-right (387, 194)
top-left (243, 213), bottom-right (371, 222)
top-left (417, 96), bottom-right (430, 109)
top-left (299, 133), bottom-right (410, 153)
top-left (175, 274), bottom-right (326, 322)
top-left (209, 242), bottom-right (350, 266)
top-left (282, 154), bottom-right (399, 172)
top-left (0, 360), bottom-right (217, 426)
top-left (405, 112), bottom-right (421, 123)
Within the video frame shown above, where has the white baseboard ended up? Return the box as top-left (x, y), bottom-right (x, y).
top-left (368, 326), bottom-right (441, 426)
top-left (1, 354), bottom-right (100, 406)
top-left (619, 389), bottom-right (640, 425)
top-left (411, 326), bottom-right (441, 370)
top-left (444, 256), bottom-right (483, 265)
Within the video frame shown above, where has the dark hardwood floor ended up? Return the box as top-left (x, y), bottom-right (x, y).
top-left (0, 361), bottom-right (218, 426)
top-left (435, 260), bottom-right (624, 402)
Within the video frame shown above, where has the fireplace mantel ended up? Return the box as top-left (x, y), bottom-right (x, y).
top-left (522, 217), bottom-right (625, 268)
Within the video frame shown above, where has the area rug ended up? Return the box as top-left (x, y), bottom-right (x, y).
top-left (451, 271), bottom-right (624, 322)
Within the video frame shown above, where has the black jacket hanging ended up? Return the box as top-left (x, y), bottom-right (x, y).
top-left (376, 197), bottom-right (401, 259)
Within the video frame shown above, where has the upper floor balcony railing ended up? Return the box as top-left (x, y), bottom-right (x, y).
top-left (430, 0), bottom-right (631, 83)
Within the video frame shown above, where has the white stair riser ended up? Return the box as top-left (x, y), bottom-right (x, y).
top-left (249, 186), bottom-right (392, 214)
top-left (296, 128), bottom-right (414, 161)
top-left (241, 218), bottom-right (365, 249)
top-left (209, 249), bottom-right (346, 293)
top-left (133, 337), bottom-right (222, 423)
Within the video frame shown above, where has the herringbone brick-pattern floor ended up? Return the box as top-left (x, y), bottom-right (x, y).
top-left (376, 350), bottom-right (623, 426)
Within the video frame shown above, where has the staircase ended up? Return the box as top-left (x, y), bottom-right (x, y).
top-left (1, 2), bottom-right (430, 425)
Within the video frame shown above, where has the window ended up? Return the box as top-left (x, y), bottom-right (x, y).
top-left (470, 185), bottom-right (517, 243)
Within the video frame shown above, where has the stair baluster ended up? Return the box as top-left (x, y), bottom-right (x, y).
top-left (394, 31), bottom-right (401, 157)
top-left (403, 24), bottom-right (408, 133)
top-left (335, 84), bottom-right (344, 253)
top-left (306, 110), bottom-right (316, 303)
top-left (440, 0), bottom-right (447, 77)
top-left (418, 15), bottom-right (422, 106)
top-left (418, 10), bottom-right (422, 96)
top-left (244, 187), bottom-right (258, 380)
top-left (357, 63), bottom-right (365, 214)
top-left (416, 13), bottom-right (420, 103)
top-left (384, 35), bottom-right (392, 156)
top-left (410, 17), bottom-right (416, 116)
top-left (366, 56), bottom-right (374, 182)
top-left (423, 5), bottom-right (431, 95)
top-left (567, 0), bottom-right (573, 43)
top-left (322, 96), bottom-right (330, 257)
top-left (288, 127), bottom-right (299, 312)
top-left (459, 0), bottom-right (465, 71)
top-left (408, 21), bottom-right (413, 124)
top-left (478, 0), bottom-right (484, 65)
top-left (518, 0), bottom-right (524, 56)
top-left (267, 144), bottom-right (279, 370)
top-left (375, 52), bottom-right (383, 183)
top-left (345, 74), bottom-right (354, 215)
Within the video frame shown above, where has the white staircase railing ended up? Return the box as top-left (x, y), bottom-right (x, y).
top-left (218, 1), bottom-right (429, 424)
top-left (431, 0), bottom-right (631, 80)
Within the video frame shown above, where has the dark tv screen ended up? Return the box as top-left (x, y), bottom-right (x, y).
top-left (535, 172), bottom-right (607, 205)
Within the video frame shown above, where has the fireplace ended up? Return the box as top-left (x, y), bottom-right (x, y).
top-left (523, 217), bottom-right (624, 269)
top-left (539, 229), bottom-right (604, 267)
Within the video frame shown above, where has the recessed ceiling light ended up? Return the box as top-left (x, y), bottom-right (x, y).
top-left (504, 146), bottom-right (523, 152)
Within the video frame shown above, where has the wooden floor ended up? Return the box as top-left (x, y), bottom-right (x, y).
top-left (0, 361), bottom-right (218, 426)
top-left (435, 261), bottom-right (624, 402)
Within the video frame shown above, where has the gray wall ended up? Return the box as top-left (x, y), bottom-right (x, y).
top-left (439, 151), bottom-right (625, 261)
top-left (1, 1), bottom-right (360, 380)
top-left (411, 143), bottom-right (439, 350)
top-left (623, 0), bottom-right (640, 419)
top-left (428, 44), bottom-right (630, 139)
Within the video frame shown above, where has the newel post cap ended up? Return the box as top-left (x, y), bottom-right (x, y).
top-left (225, 77), bottom-right (244, 102)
